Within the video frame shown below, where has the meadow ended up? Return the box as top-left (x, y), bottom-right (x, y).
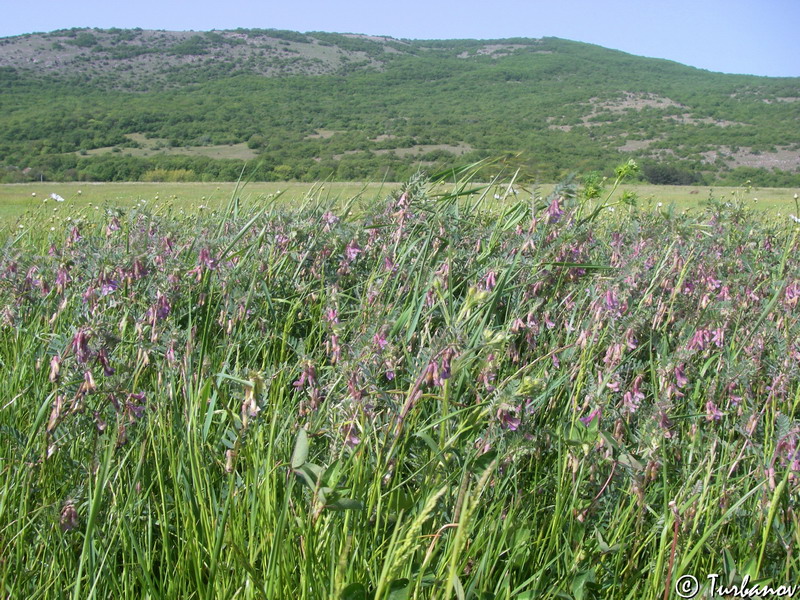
top-left (1, 163), bottom-right (799, 599)
top-left (1, 180), bottom-right (799, 223)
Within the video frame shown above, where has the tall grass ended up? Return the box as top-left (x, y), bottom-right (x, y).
top-left (1, 165), bottom-right (799, 599)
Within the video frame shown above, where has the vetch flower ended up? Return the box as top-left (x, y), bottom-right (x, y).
top-left (580, 407), bottom-right (602, 427)
top-left (674, 364), bottom-right (688, 388)
top-left (60, 503), bottom-right (79, 531)
top-left (345, 239), bottom-right (362, 262)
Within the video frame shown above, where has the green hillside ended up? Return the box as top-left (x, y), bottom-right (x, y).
top-left (1, 28), bottom-right (798, 184)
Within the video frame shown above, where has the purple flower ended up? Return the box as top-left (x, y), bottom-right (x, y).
top-left (322, 212), bottom-right (339, 226)
top-left (97, 348), bottom-right (115, 376)
top-left (623, 375), bottom-right (645, 413)
top-left (546, 196), bottom-right (564, 224)
top-left (155, 292), bottom-right (171, 321)
top-left (482, 270), bottom-right (497, 292)
top-left (497, 404), bottom-right (521, 430)
top-left (100, 280), bottom-right (119, 296)
top-left (71, 329), bottom-right (92, 364)
top-left (345, 240), bottom-right (362, 262)
top-left (579, 407), bottom-right (601, 427)
top-left (373, 330), bottom-right (389, 350)
top-left (674, 364), bottom-right (688, 388)
top-left (705, 400), bottom-right (722, 422)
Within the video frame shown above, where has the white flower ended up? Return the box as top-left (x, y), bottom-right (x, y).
top-left (50, 193), bottom-right (65, 202)
top-left (790, 214), bottom-right (800, 224)
top-left (31, 192), bottom-right (36, 197)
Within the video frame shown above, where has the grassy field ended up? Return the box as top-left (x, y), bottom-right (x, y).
top-left (1, 165), bottom-right (799, 598)
top-left (2, 180), bottom-right (799, 224)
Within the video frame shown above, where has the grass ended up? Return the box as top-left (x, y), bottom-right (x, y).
top-left (1, 164), bottom-right (799, 598)
top-left (2, 180), bottom-right (799, 224)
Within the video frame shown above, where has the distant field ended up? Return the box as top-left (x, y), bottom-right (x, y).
top-left (1, 181), bottom-right (799, 224)
top-left (0, 181), bottom-right (395, 222)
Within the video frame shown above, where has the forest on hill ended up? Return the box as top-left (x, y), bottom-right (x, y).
top-left (1, 28), bottom-right (799, 184)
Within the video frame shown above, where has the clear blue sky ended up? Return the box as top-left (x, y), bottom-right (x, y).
top-left (2, 0), bottom-right (798, 77)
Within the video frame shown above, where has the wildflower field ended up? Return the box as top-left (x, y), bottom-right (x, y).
top-left (1, 165), bottom-right (799, 599)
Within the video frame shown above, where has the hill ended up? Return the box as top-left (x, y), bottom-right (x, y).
top-left (1, 28), bottom-right (799, 184)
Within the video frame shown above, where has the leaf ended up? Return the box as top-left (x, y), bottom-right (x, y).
top-left (452, 575), bottom-right (466, 600)
top-left (295, 462), bottom-right (323, 490)
top-left (326, 498), bottom-right (364, 511)
top-left (469, 450), bottom-right (498, 476)
top-left (340, 583), bottom-right (367, 600)
top-left (387, 579), bottom-right (410, 600)
top-left (291, 428), bottom-right (309, 468)
top-left (572, 568), bottom-right (596, 600)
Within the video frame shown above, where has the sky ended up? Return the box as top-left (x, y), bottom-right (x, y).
top-left (1, 0), bottom-right (798, 77)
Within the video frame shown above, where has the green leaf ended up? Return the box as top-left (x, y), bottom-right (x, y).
top-left (340, 583), bottom-right (367, 600)
top-left (291, 428), bottom-right (309, 468)
top-left (469, 450), bottom-right (498, 476)
top-left (387, 579), bottom-right (410, 600)
top-left (295, 462), bottom-right (323, 489)
top-left (326, 498), bottom-right (364, 511)
top-left (572, 568), bottom-right (596, 600)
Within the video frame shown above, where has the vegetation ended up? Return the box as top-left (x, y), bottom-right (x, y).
top-left (1, 165), bottom-right (799, 598)
top-left (1, 29), bottom-right (799, 185)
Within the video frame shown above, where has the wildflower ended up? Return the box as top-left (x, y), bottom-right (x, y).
top-left (65, 226), bottom-right (82, 245)
top-left (674, 364), bottom-right (688, 388)
top-left (373, 328), bottom-right (389, 350)
top-left (100, 280), bottom-right (119, 296)
top-left (603, 343), bottom-right (624, 367)
top-left (705, 400), bottom-right (722, 422)
top-left (125, 393), bottom-right (147, 421)
top-left (97, 348), bottom-right (115, 376)
top-left (54, 266), bottom-right (70, 294)
top-left (481, 270), bottom-right (497, 292)
top-left (70, 328), bottom-right (91, 364)
top-left (623, 375), bottom-right (645, 413)
top-left (785, 282), bottom-right (800, 309)
top-left (546, 196), bottom-right (564, 223)
top-left (241, 382), bottom-right (261, 428)
top-left (624, 328), bottom-right (638, 350)
top-left (345, 239), bottom-right (362, 262)
top-left (604, 289), bottom-right (619, 311)
top-left (60, 503), bottom-right (79, 531)
top-left (50, 193), bottom-right (65, 202)
top-left (497, 404), bottom-right (521, 430)
top-left (580, 407), bottom-right (601, 427)
top-left (322, 211), bottom-right (339, 229)
top-left (225, 449), bottom-right (236, 473)
top-left (49, 355), bottom-right (62, 382)
top-left (105, 217), bottom-right (121, 237)
top-left (342, 421), bottom-right (361, 448)
top-left (81, 370), bottom-right (97, 394)
top-left (47, 394), bottom-right (65, 433)
top-left (687, 329), bottom-right (711, 351)
top-left (155, 292), bottom-right (171, 321)
top-left (424, 359), bottom-right (441, 388)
